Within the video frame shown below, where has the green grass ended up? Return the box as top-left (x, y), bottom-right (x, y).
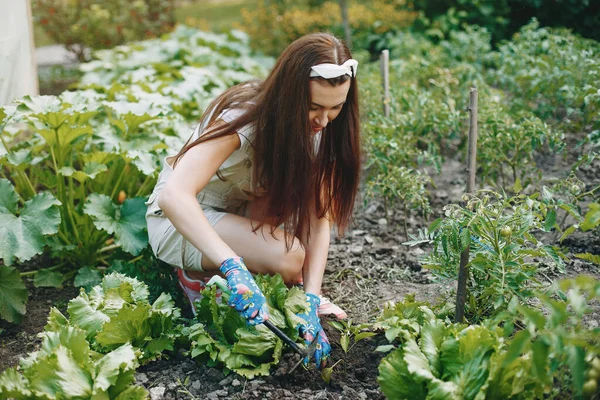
top-left (34, 0), bottom-right (254, 48)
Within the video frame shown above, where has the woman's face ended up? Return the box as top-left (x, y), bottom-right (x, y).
top-left (308, 80), bottom-right (351, 134)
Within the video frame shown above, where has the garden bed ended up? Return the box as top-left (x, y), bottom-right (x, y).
top-left (1, 152), bottom-right (598, 399)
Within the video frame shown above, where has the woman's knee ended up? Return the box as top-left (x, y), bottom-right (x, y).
top-left (273, 238), bottom-right (305, 282)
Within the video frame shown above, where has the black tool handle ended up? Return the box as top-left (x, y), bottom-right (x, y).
top-left (264, 320), bottom-right (304, 355)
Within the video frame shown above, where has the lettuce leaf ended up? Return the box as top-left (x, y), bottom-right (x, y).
top-left (0, 325), bottom-right (147, 399)
top-left (377, 298), bottom-right (548, 400)
top-left (190, 273), bottom-right (308, 378)
top-left (56, 273), bottom-right (181, 363)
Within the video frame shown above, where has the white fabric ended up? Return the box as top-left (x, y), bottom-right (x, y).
top-left (0, 0), bottom-right (38, 105)
top-left (310, 59), bottom-right (358, 79)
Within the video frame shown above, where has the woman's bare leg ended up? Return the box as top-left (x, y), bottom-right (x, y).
top-left (191, 214), bottom-right (304, 283)
top-left (185, 195), bottom-right (305, 283)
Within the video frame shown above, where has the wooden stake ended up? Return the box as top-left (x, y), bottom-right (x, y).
top-left (455, 87), bottom-right (478, 323)
top-left (339, 0), bottom-right (352, 49)
top-left (380, 49), bottom-right (390, 117)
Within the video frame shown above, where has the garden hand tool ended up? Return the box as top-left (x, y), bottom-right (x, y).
top-left (206, 275), bottom-right (320, 368)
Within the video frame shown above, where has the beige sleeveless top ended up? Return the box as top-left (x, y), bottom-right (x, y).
top-left (146, 108), bottom-right (257, 218)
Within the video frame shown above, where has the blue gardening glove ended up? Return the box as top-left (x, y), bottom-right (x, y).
top-left (296, 293), bottom-right (331, 369)
top-left (219, 257), bottom-right (269, 325)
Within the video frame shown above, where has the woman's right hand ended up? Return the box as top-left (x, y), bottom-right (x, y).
top-left (219, 257), bottom-right (269, 325)
top-left (296, 293), bottom-right (331, 369)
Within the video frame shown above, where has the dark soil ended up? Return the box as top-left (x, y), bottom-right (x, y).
top-left (1, 153), bottom-right (598, 399)
top-left (0, 284), bottom-right (80, 373)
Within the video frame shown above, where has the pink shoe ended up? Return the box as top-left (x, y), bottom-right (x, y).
top-left (318, 295), bottom-right (348, 319)
top-left (176, 269), bottom-right (221, 315)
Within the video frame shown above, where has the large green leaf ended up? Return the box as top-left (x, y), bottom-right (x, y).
top-left (151, 292), bottom-right (180, 318)
top-left (378, 347), bottom-right (426, 399)
top-left (0, 179), bottom-right (61, 265)
top-left (44, 307), bottom-right (70, 332)
top-left (35, 116), bottom-right (93, 145)
top-left (102, 272), bottom-right (150, 304)
top-left (420, 320), bottom-right (446, 378)
top-left (404, 336), bottom-right (436, 382)
top-left (96, 304), bottom-right (152, 348)
top-left (59, 162), bottom-right (108, 183)
top-left (92, 344), bottom-right (140, 395)
top-left (127, 149), bottom-right (159, 176)
top-left (34, 269), bottom-right (65, 288)
top-left (0, 367), bottom-right (32, 398)
top-left (84, 194), bottom-right (148, 255)
top-left (16, 95), bottom-right (62, 115)
top-left (39, 326), bottom-right (91, 368)
top-left (113, 385), bottom-right (148, 400)
top-left (566, 345), bottom-right (586, 398)
top-left (233, 325), bottom-right (278, 357)
top-left (5, 149), bottom-right (33, 167)
top-left (453, 327), bottom-right (495, 399)
top-left (74, 266), bottom-right (103, 291)
top-left (581, 203), bottom-right (600, 231)
top-left (54, 346), bottom-right (94, 397)
top-left (0, 266), bottom-right (28, 323)
top-left (68, 292), bottom-right (111, 340)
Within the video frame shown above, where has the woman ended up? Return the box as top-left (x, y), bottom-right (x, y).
top-left (145, 33), bottom-right (360, 368)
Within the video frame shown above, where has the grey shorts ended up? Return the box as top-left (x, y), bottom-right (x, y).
top-left (146, 194), bottom-right (249, 272)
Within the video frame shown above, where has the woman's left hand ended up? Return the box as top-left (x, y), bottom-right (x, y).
top-left (296, 293), bottom-right (331, 368)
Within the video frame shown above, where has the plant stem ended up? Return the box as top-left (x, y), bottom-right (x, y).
top-left (20, 264), bottom-right (63, 277)
top-left (402, 202), bottom-right (409, 241)
top-left (577, 184), bottom-right (600, 201)
top-left (98, 243), bottom-right (121, 254)
top-left (102, 158), bottom-right (122, 195)
top-left (16, 169), bottom-right (37, 198)
top-left (135, 174), bottom-right (153, 197)
top-left (1, 135), bottom-right (37, 197)
top-left (128, 255), bottom-right (144, 263)
top-left (110, 162), bottom-right (128, 199)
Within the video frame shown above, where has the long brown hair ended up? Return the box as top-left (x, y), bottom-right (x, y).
top-left (173, 32), bottom-right (361, 247)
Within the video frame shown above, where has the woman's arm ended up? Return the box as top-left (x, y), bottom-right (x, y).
top-left (301, 206), bottom-right (332, 295)
top-left (157, 126), bottom-right (241, 269)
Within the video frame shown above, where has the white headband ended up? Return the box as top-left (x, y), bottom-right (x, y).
top-left (310, 59), bottom-right (358, 79)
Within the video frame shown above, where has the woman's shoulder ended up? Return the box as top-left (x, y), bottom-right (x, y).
top-left (217, 105), bottom-right (256, 147)
top-left (187, 106), bottom-right (254, 153)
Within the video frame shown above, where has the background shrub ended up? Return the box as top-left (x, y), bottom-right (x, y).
top-left (240, 0), bottom-right (418, 55)
top-left (412, 0), bottom-right (600, 43)
top-left (33, 0), bottom-right (176, 62)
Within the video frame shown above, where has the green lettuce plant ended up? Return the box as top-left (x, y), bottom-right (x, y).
top-left (376, 276), bottom-right (600, 399)
top-left (185, 274), bottom-right (309, 379)
top-left (0, 274), bottom-right (170, 399)
top-left (0, 328), bottom-right (148, 399)
top-left (44, 272), bottom-right (182, 363)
